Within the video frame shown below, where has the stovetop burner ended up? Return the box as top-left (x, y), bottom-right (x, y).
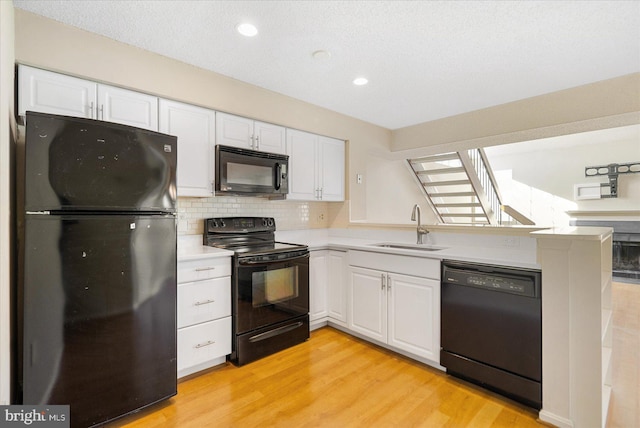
top-left (216, 241), bottom-right (307, 255)
top-left (203, 216), bottom-right (308, 257)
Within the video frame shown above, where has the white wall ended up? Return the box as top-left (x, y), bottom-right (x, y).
top-left (486, 125), bottom-right (640, 226)
top-left (0, 0), bottom-right (15, 405)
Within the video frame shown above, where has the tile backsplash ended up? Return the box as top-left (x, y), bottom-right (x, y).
top-left (178, 196), bottom-right (330, 235)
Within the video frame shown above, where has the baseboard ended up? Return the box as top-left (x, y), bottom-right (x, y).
top-left (538, 409), bottom-right (574, 428)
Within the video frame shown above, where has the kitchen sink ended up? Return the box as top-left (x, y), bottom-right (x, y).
top-left (370, 243), bottom-right (446, 251)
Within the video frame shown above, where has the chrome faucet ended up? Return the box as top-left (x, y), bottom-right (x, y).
top-left (411, 204), bottom-right (430, 244)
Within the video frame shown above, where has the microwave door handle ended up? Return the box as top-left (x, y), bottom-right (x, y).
top-left (274, 163), bottom-right (282, 190)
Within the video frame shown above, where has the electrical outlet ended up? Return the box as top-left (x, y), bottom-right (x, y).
top-left (317, 214), bottom-right (325, 222)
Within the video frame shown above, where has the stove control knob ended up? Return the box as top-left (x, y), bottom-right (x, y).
top-left (219, 220), bottom-right (226, 228)
top-left (267, 218), bottom-right (274, 227)
top-left (210, 219), bottom-right (218, 228)
top-left (262, 218), bottom-right (268, 227)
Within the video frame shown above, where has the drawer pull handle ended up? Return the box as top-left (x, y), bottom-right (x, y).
top-left (195, 267), bottom-right (216, 272)
top-left (194, 340), bottom-right (215, 349)
top-left (194, 299), bottom-right (215, 306)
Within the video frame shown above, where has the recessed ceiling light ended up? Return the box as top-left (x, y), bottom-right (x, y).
top-left (312, 50), bottom-right (331, 60)
top-left (237, 23), bottom-right (258, 37)
top-left (353, 77), bottom-right (368, 86)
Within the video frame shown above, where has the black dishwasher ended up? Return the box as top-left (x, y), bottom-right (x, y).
top-left (440, 260), bottom-right (542, 409)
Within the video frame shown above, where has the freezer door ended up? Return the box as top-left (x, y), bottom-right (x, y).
top-left (22, 214), bottom-right (177, 427)
top-left (25, 111), bottom-right (177, 212)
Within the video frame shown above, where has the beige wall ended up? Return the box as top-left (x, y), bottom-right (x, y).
top-left (14, 9), bottom-right (396, 225)
top-left (392, 73), bottom-right (640, 154)
top-left (13, 9), bottom-right (640, 227)
top-left (0, 0), bottom-right (15, 405)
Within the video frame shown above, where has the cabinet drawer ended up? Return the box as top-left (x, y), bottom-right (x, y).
top-left (178, 277), bottom-right (231, 328)
top-left (178, 256), bottom-right (231, 283)
top-left (348, 250), bottom-right (440, 280)
top-left (177, 317), bottom-right (231, 372)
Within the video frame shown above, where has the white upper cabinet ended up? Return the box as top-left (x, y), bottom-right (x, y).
top-left (254, 121), bottom-right (287, 154)
top-left (286, 129), bottom-right (318, 200)
top-left (318, 136), bottom-right (345, 201)
top-left (286, 129), bottom-right (345, 201)
top-left (159, 99), bottom-right (215, 197)
top-left (215, 113), bottom-right (253, 149)
top-left (98, 84), bottom-right (158, 131)
top-left (18, 65), bottom-right (159, 131)
top-left (19, 65), bottom-right (97, 118)
top-left (215, 112), bottom-right (286, 154)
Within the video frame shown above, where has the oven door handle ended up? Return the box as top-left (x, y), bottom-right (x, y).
top-left (238, 252), bottom-right (309, 266)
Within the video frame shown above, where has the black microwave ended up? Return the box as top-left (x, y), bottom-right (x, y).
top-left (215, 145), bottom-right (289, 199)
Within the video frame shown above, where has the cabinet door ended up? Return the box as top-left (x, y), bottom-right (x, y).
top-left (309, 250), bottom-right (328, 322)
top-left (254, 121), bottom-right (286, 154)
top-left (318, 137), bottom-right (345, 201)
top-left (286, 129), bottom-right (318, 200)
top-left (18, 65), bottom-right (96, 119)
top-left (98, 84), bottom-right (158, 131)
top-left (215, 112), bottom-right (254, 150)
top-left (348, 266), bottom-right (387, 343)
top-left (327, 251), bottom-right (348, 325)
top-left (160, 99), bottom-right (215, 197)
top-left (387, 273), bottom-right (440, 362)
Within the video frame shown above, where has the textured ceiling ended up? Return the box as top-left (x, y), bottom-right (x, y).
top-left (13, 0), bottom-right (640, 130)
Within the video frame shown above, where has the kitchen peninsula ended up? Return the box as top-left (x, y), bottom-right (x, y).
top-left (271, 224), bottom-right (613, 428)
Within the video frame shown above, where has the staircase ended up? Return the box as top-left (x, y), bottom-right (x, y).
top-left (407, 149), bottom-right (534, 226)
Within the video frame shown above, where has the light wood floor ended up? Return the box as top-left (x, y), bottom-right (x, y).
top-left (606, 281), bottom-right (640, 428)
top-left (109, 282), bottom-right (638, 428)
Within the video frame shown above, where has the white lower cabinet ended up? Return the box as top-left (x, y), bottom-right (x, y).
top-left (177, 255), bottom-right (231, 378)
top-left (309, 250), bottom-right (329, 324)
top-left (348, 251), bottom-right (440, 363)
top-left (327, 251), bottom-right (348, 325)
top-left (387, 273), bottom-right (439, 361)
top-left (177, 317), bottom-right (231, 375)
top-left (309, 250), bottom-right (347, 329)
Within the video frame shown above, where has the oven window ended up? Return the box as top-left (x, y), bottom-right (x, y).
top-left (252, 266), bottom-right (299, 307)
top-left (227, 162), bottom-right (272, 187)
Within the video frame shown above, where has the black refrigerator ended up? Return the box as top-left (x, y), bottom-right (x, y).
top-left (20, 111), bottom-right (178, 427)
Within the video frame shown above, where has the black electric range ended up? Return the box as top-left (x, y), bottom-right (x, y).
top-left (203, 217), bottom-right (310, 365)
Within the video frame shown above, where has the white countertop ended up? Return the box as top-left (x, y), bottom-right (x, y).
top-left (177, 235), bottom-right (233, 261)
top-left (277, 228), bottom-right (541, 270)
top-left (178, 225), bottom-right (613, 270)
top-left (531, 226), bottom-right (613, 241)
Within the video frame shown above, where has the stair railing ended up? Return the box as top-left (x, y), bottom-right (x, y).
top-left (466, 148), bottom-right (504, 225)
